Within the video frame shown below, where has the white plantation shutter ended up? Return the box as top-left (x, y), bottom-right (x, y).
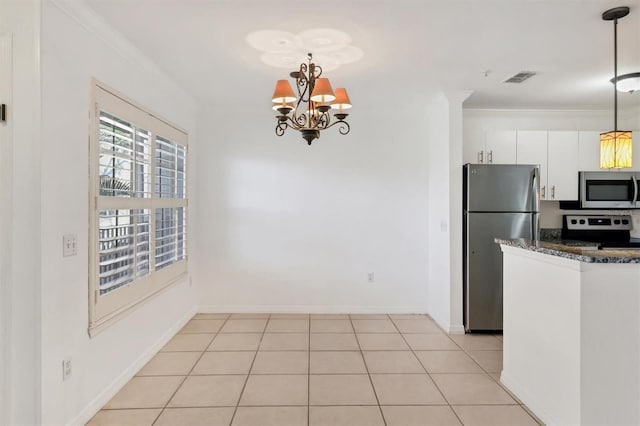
top-left (89, 82), bottom-right (188, 334)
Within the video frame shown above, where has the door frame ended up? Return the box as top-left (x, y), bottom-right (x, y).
top-left (0, 32), bottom-right (13, 426)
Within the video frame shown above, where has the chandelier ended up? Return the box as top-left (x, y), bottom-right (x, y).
top-left (271, 53), bottom-right (352, 145)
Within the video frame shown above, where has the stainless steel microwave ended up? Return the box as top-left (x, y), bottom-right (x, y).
top-left (579, 171), bottom-right (640, 209)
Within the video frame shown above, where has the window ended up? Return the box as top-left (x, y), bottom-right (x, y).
top-left (89, 82), bottom-right (188, 334)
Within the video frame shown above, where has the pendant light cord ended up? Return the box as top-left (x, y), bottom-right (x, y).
top-left (614, 17), bottom-right (618, 131)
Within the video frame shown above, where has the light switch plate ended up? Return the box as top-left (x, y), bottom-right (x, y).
top-left (63, 234), bottom-right (77, 257)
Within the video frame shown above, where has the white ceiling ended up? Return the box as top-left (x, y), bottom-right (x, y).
top-left (83, 0), bottom-right (640, 111)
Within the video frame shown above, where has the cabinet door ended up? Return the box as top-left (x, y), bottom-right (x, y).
top-left (485, 130), bottom-right (517, 164)
top-left (578, 131), bottom-right (602, 171)
top-left (548, 131), bottom-right (579, 200)
top-left (630, 131), bottom-right (640, 172)
top-left (464, 128), bottom-right (486, 164)
top-left (517, 131), bottom-right (548, 199)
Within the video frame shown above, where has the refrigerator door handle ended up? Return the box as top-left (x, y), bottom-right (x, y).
top-left (532, 168), bottom-right (541, 210)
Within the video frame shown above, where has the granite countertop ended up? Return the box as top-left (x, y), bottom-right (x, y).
top-left (496, 238), bottom-right (640, 264)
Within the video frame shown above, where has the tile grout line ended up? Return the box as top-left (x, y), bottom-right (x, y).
top-left (349, 314), bottom-right (387, 426)
top-left (150, 313), bottom-right (231, 426)
top-left (389, 315), bottom-right (466, 426)
top-left (227, 314), bottom-right (270, 426)
top-left (446, 331), bottom-right (540, 424)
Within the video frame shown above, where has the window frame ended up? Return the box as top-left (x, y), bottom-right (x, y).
top-left (88, 81), bottom-right (188, 336)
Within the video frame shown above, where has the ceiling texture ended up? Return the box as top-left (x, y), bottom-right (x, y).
top-left (83, 0), bottom-right (640, 111)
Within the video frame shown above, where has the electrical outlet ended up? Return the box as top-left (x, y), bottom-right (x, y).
top-left (62, 357), bottom-right (72, 381)
top-left (368, 272), bottom-right (375, 283)
top-left (63, 234), bottom-right (77, 257)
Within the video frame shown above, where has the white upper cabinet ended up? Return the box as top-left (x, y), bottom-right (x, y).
top-left (547, 131), bottom-right (579, 201)
top-left (516, 131), bottom-right (548, 199)
top-left (464, 130), bottom-right (517, 164)
top-left (578, 131), bottom-right (601, 171)
top-left (517, 131), bottom-right (579, 201)
top-left (486, 130), bottom-right (517, 164)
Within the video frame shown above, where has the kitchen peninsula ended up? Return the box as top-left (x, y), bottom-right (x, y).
top-left (497, 239), bottom-right (640, 426)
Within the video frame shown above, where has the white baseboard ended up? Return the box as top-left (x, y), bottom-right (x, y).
top-left (198, 305), bottom-right (429, 315)
top-left (67, 307), bottom-right (197, 426)
top-left (447, 324), bottom-right (465, 334)
top-left (500, 371), bottom-right (551, 426)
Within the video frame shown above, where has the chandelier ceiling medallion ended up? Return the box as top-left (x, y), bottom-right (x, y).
top-left (600, 6), bottom-right (633, 169)
top-left (271, 53), bottom-right (351, 145)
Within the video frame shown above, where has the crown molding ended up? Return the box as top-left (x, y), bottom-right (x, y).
top-left (47, 0), bottom-right (198, 113)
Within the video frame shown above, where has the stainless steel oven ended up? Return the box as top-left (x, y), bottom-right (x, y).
top-left (579, 171), bottom-right (640, 209)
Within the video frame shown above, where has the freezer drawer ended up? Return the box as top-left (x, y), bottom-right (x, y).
top-left (464, 212), bottom-right (537, 331)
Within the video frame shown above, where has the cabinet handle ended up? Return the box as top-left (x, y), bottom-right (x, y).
top-left (541, 185), bottom-right (546, 198)
top-left (488, 150), bottom-right (493, 164)
top-left (551, 186), bottom-right (555, 199)
top-left (478, 151), bottom-right (484, 163)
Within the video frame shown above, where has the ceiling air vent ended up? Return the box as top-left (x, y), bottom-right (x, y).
top-left (503, 71), bottom-right (537, 83)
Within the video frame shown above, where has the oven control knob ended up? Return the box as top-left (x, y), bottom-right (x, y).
top-left (571, 219), bottom-right (578, 225)
top-left (579, 219), bottom-right (586, 224)
top-left (622, 219), bottom-right (629, 225)
top-left (614, 219), bottom-right (621, 225)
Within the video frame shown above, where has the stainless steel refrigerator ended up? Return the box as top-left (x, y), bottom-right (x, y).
top-left (463, 164), bottom-right (540, 332)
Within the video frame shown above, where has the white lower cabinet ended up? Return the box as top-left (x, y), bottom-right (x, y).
top-left (516, 131), bottom-right (578, 200)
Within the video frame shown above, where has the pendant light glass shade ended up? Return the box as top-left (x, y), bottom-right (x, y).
top-left (612, 72), bottom-right (640, 93)
top-left (600, 130), bottom-right (633, 168)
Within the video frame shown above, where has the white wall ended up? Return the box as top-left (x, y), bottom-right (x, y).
top-left (0, 1), bottom-right (41, 425)
top-left (39, 1), bottom-right (199, 425)
top-left (193, 101), bottom-right (431, 314)
top-left (426, 91), bottom-right (470, 334)
top-left (426, 93), bottom-right (451, 330)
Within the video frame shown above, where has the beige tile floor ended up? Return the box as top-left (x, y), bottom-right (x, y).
top-left (87, 314), bottom-right (543, 426)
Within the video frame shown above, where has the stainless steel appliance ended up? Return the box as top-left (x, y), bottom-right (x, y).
top-left (463, 164), bottom-right (540, 332)
top-left (562, 214), bottom-right (640, 249)
top-left (579, 171), bottom-right (640, 209)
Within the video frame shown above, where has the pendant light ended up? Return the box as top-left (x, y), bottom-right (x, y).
top-left (600, 6), bottom-right (633, 169)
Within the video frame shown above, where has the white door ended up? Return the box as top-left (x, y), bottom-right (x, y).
top-left (0, 33), bottom-right (11, 426)
top-left (548, 131), bottom-right (579, 200)
top-left (578, 131), bottom-right (602, 172)
top-left (485, 130), bottom-right (517, 164)
top-left (517, 131), bottom-right (548, 199)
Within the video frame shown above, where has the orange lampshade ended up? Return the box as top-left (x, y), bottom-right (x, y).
top-left (272, 80), bottom-right (296, 103)
top-left (330, 88), bottom-right (352, 110)
top-left (310, 78), bottom-right (336, 103)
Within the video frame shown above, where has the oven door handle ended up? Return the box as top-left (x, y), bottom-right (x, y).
top-left (633, 176), bottom-right (638, 205)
